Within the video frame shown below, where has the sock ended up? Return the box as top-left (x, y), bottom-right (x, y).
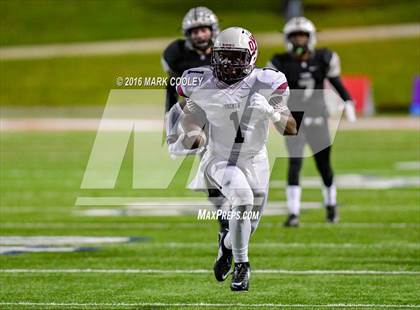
top-left (322, 184), bottom-right (337, 206)
top-left (229, 205), bottom-right (251, 263)
top-left (286, 185), bottom-right (301, 215)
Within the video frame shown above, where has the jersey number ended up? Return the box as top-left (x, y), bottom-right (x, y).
top-left (229, 111), bottom-right (244, 143)
top-left (298, 77), bottom-right (315, 101)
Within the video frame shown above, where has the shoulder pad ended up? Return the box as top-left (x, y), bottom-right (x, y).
top-left (177, 66), bottom-right (213, 98)
top-left (270, 53), bottom-right (289, 69)
top-left (316, 48), bottom-right (334, 66)
top-left (255, 68), bottom-right (289, 97)
top-left (162, 39), bottom-right (186, 69)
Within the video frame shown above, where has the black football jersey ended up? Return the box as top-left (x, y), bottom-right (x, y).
top-left (269, 48), bottom-right (342, 116)
top-left (162, 39), bottom-right (211, 111)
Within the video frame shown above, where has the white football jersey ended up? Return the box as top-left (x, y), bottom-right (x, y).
top-left (177, 66), bottom-right (289, 159)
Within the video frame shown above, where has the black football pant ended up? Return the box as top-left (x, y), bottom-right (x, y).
top-left (285, 116), bottom-right (334, 187)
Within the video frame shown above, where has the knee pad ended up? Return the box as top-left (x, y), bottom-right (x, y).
top-left (252, 189), bottom-right (267, 207)
top-left (214, 165), bottom-right (254, 207)
top-left (231, 189), bottom-right (254, 208)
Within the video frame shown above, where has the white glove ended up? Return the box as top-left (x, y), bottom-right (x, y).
top-left (344, 100), bottom-right (357, 122)
top-left (249, 93), bottom-right (282, 122)
top-left (168, 133), bottom-right (205, 159)
top-left (165, 102), bottom-right (183, 144)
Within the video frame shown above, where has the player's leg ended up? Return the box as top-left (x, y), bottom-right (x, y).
top-left (228, 203), bottom-right (252, 291)
top-left (250, 190), bottom-right (267, 234)
top-left (219, 191), bottom-right (264, 287)
top-left (284, 133), bottom-right (306, 226)
top-left (247, 151), bottom-right (270, 234)
top-left (306, 119), bottom-right (338, 222)
top-left (226, 152), bottom-right (269, 291)
top-left (206, 186), bottom-right (229, 232)
top-left (221, 183), bottom-right (268, 247)
top-left (223, 151), bottom-right (270, 249)
top-left (208, 161), bottom-right (253, 290)
top-left (313, 146), bottom-right (338, 222)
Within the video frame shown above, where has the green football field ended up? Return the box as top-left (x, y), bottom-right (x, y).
top-left (0, 129), bottom-right (419, 308)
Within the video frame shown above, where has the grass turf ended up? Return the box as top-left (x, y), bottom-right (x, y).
top-left (0, 129), bottom-right (419, 308)
top-left (1, 0), bottom-right (418, 46)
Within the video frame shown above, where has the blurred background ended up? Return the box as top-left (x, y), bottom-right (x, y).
top-left (0, 0), bottom-right (419, 114)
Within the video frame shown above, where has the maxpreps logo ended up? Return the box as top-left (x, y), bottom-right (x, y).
top-left (197, 209), bottom-right (260, 221)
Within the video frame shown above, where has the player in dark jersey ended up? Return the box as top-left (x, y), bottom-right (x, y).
top-left (162, 7), bottom-right (229, 232)
top-left (267, 17), bottom-right (357, 227)
top-left (162, 6), bottom-right (219, 113)
top-left (163, 6), bottom-right (218, 144)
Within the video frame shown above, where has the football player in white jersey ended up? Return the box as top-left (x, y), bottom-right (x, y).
top-left (163, 7), bottom-right (231, 233)
top-left (170, 27), bottom-right (297, 291)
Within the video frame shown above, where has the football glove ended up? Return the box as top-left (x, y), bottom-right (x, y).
top-left (249, 93), bottom-right (282, 123)
top-left (168, 132), bottom-right (205, 159)
top-left (344, 100), bottom-right (357, 122)
top-left (165, 102), bottom-right (183, 144)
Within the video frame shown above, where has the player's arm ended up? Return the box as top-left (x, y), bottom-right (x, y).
top-left (267, 74), bottom-right (297, 135)
top-left (166, 98), bottom-right (206, 157)
top-left (250, 91), bottom-right (297, 136)
top-left (162, 42), bottom-right (192, 145)
top-left (167, 67), bottom-right (208, 155)
top-left (180, 98), bottom-right (207, 149)
top-left (165, 102), bottom-right (183, 144)
top-left (269, 93), bottom-right (297, 135)
top-left (326, 51), bottom-right (356, 122)
top-left (256, 67), bottom-right (296, 135)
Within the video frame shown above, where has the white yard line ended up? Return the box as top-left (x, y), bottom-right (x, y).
top-left (0, 118), bottom-right (162, 132)
top-left (1, 23), bottom-right (419, 60)
top-left (0, 302), bottom-right (418, 308)
top-left (395, 161), bottom-right (420, 171)
top-left (0, 246), bottom-right (83, 254)
top-left (74, 198), bottom-right (319, 217)
top-left (1, 269), bottom-right (419, 275)
top-left (74, 203), bottom-right (319, 217)
top-left (73, 194), bottom-right (419, 217)
top-left (270, 175), bottom-right (420, 189)
top-left (0, 240), bottom-right (417, 249)
top-left (138, 242), bottom-right (420, 249)
top-left (1, 117), bottom-right (419, 132)
top-left (1, 222), bottom-right (419, 229)
top-left (0, 236), bottom-right (134, 246)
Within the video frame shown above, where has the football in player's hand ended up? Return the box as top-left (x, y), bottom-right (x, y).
top-left (182, 130), bottom-right (206, 150)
